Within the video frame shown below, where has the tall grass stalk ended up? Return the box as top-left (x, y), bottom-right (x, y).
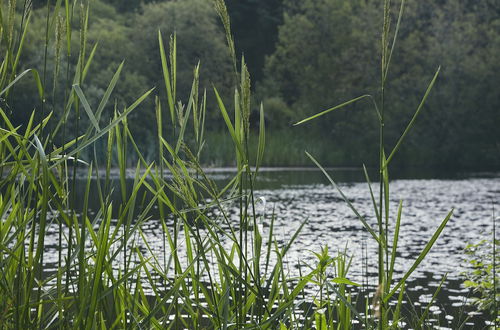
top-left (295, 0), bottom-right (452, 328)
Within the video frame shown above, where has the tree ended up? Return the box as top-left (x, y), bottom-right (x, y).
top-left (259, 0), bottom-right (381, 164)
top-left (226, 0), bottom-right (284, 83)
top-left (261, 0), bottom-right (500, 169)
top-left (131, 0), bottom-right (233, 115)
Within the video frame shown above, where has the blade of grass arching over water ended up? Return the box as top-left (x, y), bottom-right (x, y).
top-left (306, 151), bottom-right (382, 246)
top-left (294, 95), bottom-right (370, 126)
top-left (384, 209), bottom-right (453, 303)
top-left (384, 67), bottom-right (440, 168)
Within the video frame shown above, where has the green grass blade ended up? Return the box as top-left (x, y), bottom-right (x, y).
top-left (390, 282), bottom-right (405, 329)
top-left (294, 95), bottom-right (369, 126)
top-left (73, 84), bottom-right (100, 132)
top-left (388, 200), bottom-right (403, 285)
top-left (174, 76), bottom-right (195, 153)
top-left (306, 151), bottom-right (382, 246)
top-left (95, 61), bottom-right (124, 120)
top-left (385, 209), bottom-right (453, 303)
top-left (417, 274), bottom-right (447, 327)
top-left (82, 41), bottom-right (98, 82)
top-left (326, 281), bottom-right (371, 328)
top-left (213, 86), bottom-right (244, 159)
top-left (158, 30), bottom-right (175, 125)
top-left (49, 88), bottom-right (154, 168)
top-left (363, 164), bottom-right (380, 224)
top-left (384, 67), bottom-right (440, 168)
top-left (12, 11), bottom-right (31, 77)
top-left (255, 103), bottom-right (265, 173)
top-left (0, 68), bottom-right (43, 99)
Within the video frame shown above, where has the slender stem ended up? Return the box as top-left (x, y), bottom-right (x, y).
top-left (493, 207), bottom-right (497, 327)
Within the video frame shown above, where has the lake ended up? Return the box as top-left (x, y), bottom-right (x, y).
top-left (43, 167), bottom-right (499, 328)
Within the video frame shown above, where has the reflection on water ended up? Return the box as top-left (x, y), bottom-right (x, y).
top-left (47, 168), bottom-right (499, 327)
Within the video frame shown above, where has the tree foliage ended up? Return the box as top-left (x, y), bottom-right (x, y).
top-left (11, 0), bottom-right (500, 168)
top-left (260, 0), bottom-right (500, 169)
top-left (12, 0), bottom-right (232, 146)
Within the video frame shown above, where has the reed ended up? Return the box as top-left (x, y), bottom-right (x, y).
top-left (294, 0), bottom-right (453, 328)
top-left (0, 0), bottom-right (456, 328)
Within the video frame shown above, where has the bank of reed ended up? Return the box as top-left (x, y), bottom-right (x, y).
top-left (0, 0), bottom-right (455, 328)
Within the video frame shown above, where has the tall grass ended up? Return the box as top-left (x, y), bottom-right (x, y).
top-left (0, 0), bottom-right (456, 328)
top-left (294, 0), bottom-right (453, 328)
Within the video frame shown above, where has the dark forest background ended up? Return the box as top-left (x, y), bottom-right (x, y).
top-left (11, 0), bottom-right (500, 169)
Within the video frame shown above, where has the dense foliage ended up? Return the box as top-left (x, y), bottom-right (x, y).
top-left (464, 234), bottom-right (500, 324)
top-left (261, 0), bottom-right (500, 169)
top-left (11, 0), bottom-right (500, 168)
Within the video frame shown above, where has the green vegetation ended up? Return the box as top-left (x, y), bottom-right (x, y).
top-left (261, 0), bottom-right (500, 169)
top-left (0, 0), bottom-right (496, 328)
top-left (292, 1), bottom-right (454, 326)
top-left (12, 0), bottom-right (500, 169)
top-left (463, 217), bottom-right (499, 327)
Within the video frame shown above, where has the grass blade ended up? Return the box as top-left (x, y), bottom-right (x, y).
top-left (73, 84), bottom-right (100, 132)
top-left (306, 151), bottom-right (382, 246)
top-left (384, 67), bottom-right (440, 168)
top-left (385, 209), bottom-right (453, 302)
top-left (294, 95), bottom-right (369, 126)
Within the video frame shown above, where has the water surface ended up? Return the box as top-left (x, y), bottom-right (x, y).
top-left (45, 167), bottom-right (500, 328)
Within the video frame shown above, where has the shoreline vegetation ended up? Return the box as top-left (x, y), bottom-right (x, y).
top-left (0, 0), bottom-right (498, 329)
top-left (11, 0), bottom-right (500, 170)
